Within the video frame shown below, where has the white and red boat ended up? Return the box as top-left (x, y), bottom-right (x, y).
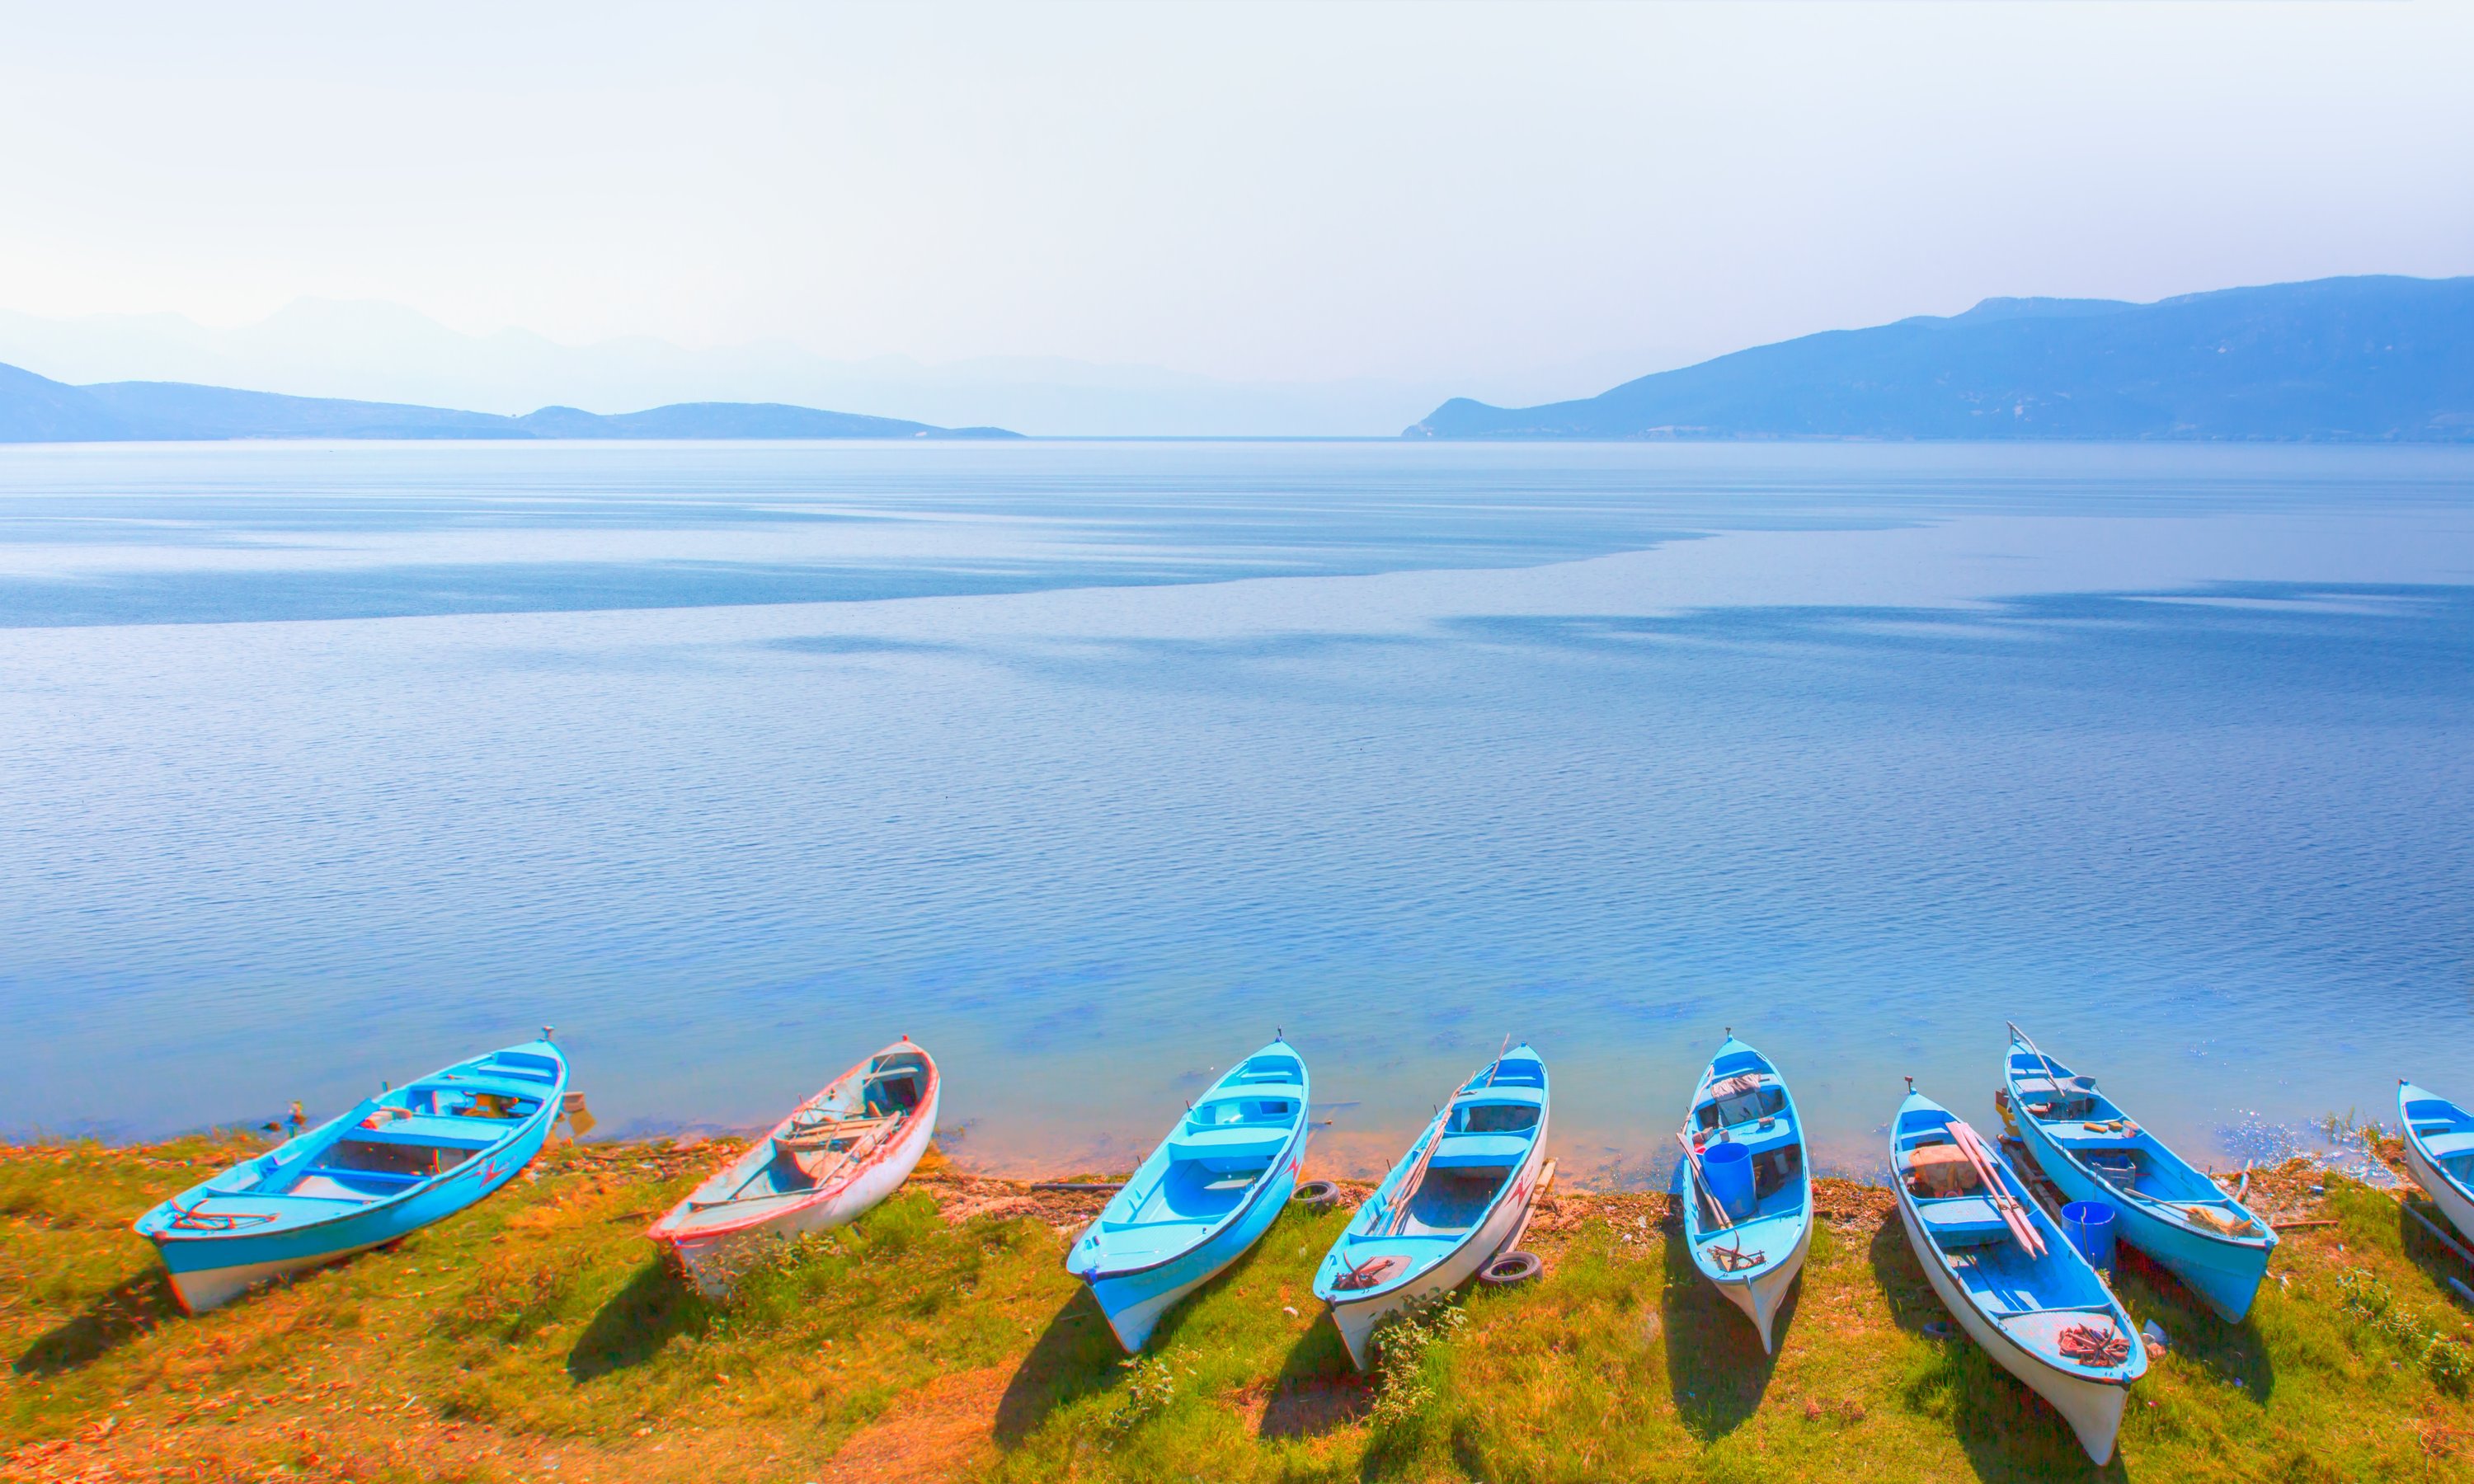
top-left (648, 1037), bottom-right (939, 1296)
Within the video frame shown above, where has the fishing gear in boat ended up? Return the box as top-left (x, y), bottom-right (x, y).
top-left (1676, 1034), bottom-right (1812, 1354)
top-left (2005, 1030), bottom-right (2276, 1322)
top-left (2058, 1322), bottom-right (2130, 1367)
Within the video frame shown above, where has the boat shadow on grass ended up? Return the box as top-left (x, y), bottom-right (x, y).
top-left (566, 1260), bottom-right (713, 1383)
top-left (2108, 1244), bottom-right (2277, 1405)
top-left (2396, 1197), bottom-right (2474, 1312)
top-left (992, 1284), bottom-right (1125, 1447)
top-left (1865, 1218), bottom-right (2127, 1484)
top-left (1257, 1316), bottom-right (1370, 1440)
top-left (12, 1268), bottom-right (181, 1377)
top-left (1659, 1219), bottom-right (1789, 1440)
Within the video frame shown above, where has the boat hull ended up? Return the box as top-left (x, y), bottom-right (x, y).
top-left (1085, 1137), bottom-right (1306, 1353)
top-left (146, 1113), bottom-right (553, 1314)
top-left (1707, 1214), bottom-right (1811, 1355)
top-left (1896, 1195), bottom-right (2129, 1465)
top-left (661, 1081), bottom-right (943, 1298)
top-left (2401, 1123), bottom-right (2474, 1247)
top-left (1329, 1125), bottom-right (1550, 1372)
top-left (2015, 1114), bottom-right (2270, 1323)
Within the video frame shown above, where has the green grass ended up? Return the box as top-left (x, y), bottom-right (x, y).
top-left (5, 1139), bottom-right (2472, 1482)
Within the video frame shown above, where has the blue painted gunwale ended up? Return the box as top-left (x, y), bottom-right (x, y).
top-left (2003, 1033), bottom-right (2274, 1323)
top-left (133, 1037), bottom-right (569, 1309)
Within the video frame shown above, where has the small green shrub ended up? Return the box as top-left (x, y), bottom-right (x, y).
top-left (1368, 1294), bottom-right (1468, 1428)
top-left (1104, 1355), bottom-right (1180, 1435)
top-left (2425, 1336), bottom-right (2474, 1397)
top-left (2335, 1266), bottom-right (2473, 1392)
top-left (2335, 1267), bottom-right (2392, 1324)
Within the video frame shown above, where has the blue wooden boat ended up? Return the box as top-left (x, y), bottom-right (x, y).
top-left (1065, 1038), bottom-right (1310, 1352)
top-left (2399, 1081), bottom-right (2474, 1246)
top-left (1313, 1043), bottom-right (1550, 1370)
top-left (2003, 1026), bottom-right (2274, 1322)
top-left (1677, 1032), bottom-right (1811, 1352)
top-left (134, 1034), bottom-right (570, 1313)
top-left (1893, 1082), bottom-right (2146, 1464)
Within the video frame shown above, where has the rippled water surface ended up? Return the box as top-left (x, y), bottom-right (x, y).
top-left (2, 440), bottom-right (2469, 1182)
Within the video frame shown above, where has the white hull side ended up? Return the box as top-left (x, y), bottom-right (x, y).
top-left (672, 1084), bottom-right (941, 1298)
top-left (1330, 1128), bottom-right (1550, 1372)
top-left (2404, 1135), bottom-right (2474, 1247)
top-left (1714, 1214), bottom-right (1812, 1355)
top-left (162, 1239), bottom-right (386, 1314)
top-left (1091, 1270), bottom-right (1209, 1354)
top-left (1898, 1197), bottom-right (2128, 1465)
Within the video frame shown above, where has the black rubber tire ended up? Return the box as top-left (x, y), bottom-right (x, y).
top-left (1479, 1251), bottom-right (1543, 1286)
top-left (1291, 1180), bottom-right (1341, 1211)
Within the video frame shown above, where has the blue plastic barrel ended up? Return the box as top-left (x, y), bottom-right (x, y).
top-left (1701, 1140), bottom-right (1758, 1222)
top-left (2061, 1200), bottom-right (2117, 1270)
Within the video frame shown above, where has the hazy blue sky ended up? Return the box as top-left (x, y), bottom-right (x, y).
top-left (2, 2), bottom-right (2467, 390)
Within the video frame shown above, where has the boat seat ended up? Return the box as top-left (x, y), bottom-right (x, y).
top-left (2420, 1130), bottom-right (2474, 1161)
top-left (472, 1053), bottom-right (562, 1084)
top-left (419, 1077), bottom-right (548, 1103)
top-left (1426, 1133), bottom-right (1529, 1169)
top-left (1919, 1196), bottom-right (2013, 1247)
top-left (350, 1115), bottom-right (506, 1150)
top-left (1456, 1085), bottom-right (1545, 1108)
top-left (1716, 1120), bottom-right (1797, 1157)
top-left (1192, 1083), bottom-right (1306, 1118)
top-left (1168, 1125), bottom-right (1290, 1162)
top-left (1207, 1080), bottom-right (1305, 1105)
top-left (778, 1113), bottom-right (897, 1147)
top-left (2013, 1074), bottom-right (2093, 1097)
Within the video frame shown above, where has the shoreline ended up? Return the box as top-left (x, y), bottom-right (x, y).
top-left (6, 1133), bottom-right (2462, 1482)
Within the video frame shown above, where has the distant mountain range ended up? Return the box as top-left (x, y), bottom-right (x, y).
top-left (1408, 275), bottom-right (2474, 441)
top-left (0, 360), bottom-right (1018, 442)
top-left (0, 298), bottom-right (1493, 438)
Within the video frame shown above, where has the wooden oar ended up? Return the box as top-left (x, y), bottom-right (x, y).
top-left (1675, 1130), bottom-right (1735, 1232)
top-left (1480, 1033), bottom-right (1512, 1090)
top-left (1382, 1111), bottom-right (1450, 1237)
top-left (1950, 1120), bottom-right (2044, 1256)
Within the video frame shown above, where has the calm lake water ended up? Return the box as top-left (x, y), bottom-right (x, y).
top-left (2, 439), bottom-right (2468, 1184)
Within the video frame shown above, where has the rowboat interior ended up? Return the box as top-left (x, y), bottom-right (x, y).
top-left (1092, 1049), bottom-right (1305, 1262)
top-left (671, 1047), bottom-right (931, 1229)
top-left (2403, 1088), bottom-right (2474, 1183)
top-left (2006, 1049), bottom-right (2241, 1219)
top-left (1687, 1050), bottom-right (1804, 1260)
top-left (163, 1049), bottom-right (561, 1223)
top-left (1336, 1054), bottom-right (1546, 1283)
top-left (1896, 1101), bottom-right (2136, 1379)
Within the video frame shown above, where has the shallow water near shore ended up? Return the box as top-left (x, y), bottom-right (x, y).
top-left (2, 439), bottom-right (2469, 1184)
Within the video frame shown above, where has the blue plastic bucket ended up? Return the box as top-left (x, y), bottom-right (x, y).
top-left (2061, 1200), bottom-right (2117, 1270)
top-left (1701, 1140), bottom-right (1758, 1222)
